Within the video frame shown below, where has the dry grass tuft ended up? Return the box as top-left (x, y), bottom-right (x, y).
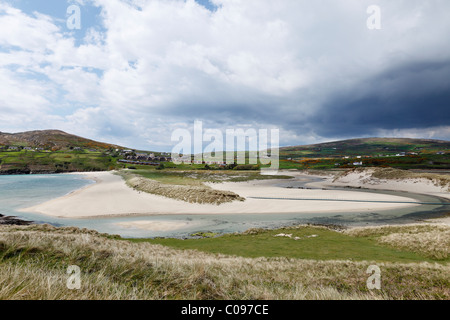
top-left (378, 231), bottom-right (450, 260)
top-left (125, 175), bottom-right (245, 205)
top-left (344, 224), bottom-right (450, 260)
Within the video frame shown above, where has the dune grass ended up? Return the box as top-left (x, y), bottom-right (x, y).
top-left (343, 224), bottom-right (450, 260)
top-left (130, 169), bottom-right (292, 185)
top-left (119, 172), bottom-right (246, 205)
top-left (0, 224), bottom-right (449, 300)
top-left (117, 169), bottom-right (291, 205)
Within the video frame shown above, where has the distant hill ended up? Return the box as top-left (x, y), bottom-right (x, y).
top-left (0, 130), bottom-right (122, 151)
top-left (1, 131), bottom-right (449, 173)
top-left (0, 130), bottom-right (127, 174)
top-left (278, 137), bottom-right (450, 170)
top-left (281, 138), bottom-right (450, 158)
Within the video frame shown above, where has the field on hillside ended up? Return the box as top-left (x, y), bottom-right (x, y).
top-left (278, 154), bottom-right (450, 170)
top-left (281, 138), bottom-right (450, 156)
top-left (279, 138), bottom-right (450, 170)
top-left (0, 224), bottom-right (448, 300)
top-left (0, 150), bottom-right (119, 174)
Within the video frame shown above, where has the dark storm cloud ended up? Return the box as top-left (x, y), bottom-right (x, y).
top-left (156, 58), bottom-right (450, 143)
top-left (304, 60), bottom-right (450, 137)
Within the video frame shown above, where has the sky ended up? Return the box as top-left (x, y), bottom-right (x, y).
top-left (0, 0), bottom-right (449, 151)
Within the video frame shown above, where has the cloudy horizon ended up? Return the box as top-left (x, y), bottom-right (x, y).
top-left (1, 0), bottom-right (449, 151)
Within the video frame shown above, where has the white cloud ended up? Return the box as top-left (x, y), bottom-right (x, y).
top-left (376, 126), bottom-right (450, 141)
top-left (0, 0), bottom-right (449, 150)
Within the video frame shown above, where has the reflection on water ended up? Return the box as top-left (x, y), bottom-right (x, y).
top-left (1, 174), bottom-right (449, 239)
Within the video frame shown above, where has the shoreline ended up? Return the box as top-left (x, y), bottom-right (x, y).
top-left (13, 169), bottom-right (450, 231)
top-left (315, 170), bottom-right (450, 226)
top-left (0, 214), bottom-right (33, 226)
top-left (14, 171), bottom-right (450, 231)
top-left (19, 171), bottom-right (422, 217)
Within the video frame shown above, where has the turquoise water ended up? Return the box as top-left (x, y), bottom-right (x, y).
top-left (1, 174), bottom-right (449, 239)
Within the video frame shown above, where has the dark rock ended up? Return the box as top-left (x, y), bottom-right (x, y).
top-left (0, 214), bottom-right (33, 226)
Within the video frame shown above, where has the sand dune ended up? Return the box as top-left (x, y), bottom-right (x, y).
top-left (324, 169), bottom-right (450, 225)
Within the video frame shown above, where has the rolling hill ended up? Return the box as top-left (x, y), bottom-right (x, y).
top-left (0, 130), bottom-right (127, 174)
top-left (279, 138), bottom-right (450, 170)
top-left (0, 130), bottom-right (122, 151)
top-left (281, 138), bottom-right (450, 158)
top-left (1, 130), bottom-right (449, 173)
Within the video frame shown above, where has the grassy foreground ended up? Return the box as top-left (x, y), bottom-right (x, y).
top-left (0, 224), bottom-right (448, 300)
top-left (139, 224), bottom-right (450, 262)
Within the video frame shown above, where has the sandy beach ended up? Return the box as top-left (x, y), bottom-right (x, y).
top-left (19, 171), bottom-right (429, 226)
top-left (323, 169), bottom-right (450, 225)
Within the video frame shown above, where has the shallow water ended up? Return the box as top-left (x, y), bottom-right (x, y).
top-left (0, 174), bottom-right (448, 238)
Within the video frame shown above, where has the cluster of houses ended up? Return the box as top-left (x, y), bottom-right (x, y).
top-left (169, 155), bottom-right (228, 166)
top-left (341, 152), bottom-right (419, 159)
top-left (332, 153), bottom-right (415, 167)
top-left (124, 152), bottom-right (172, 162)
top-left (118, 150), bottom-right (172, 166)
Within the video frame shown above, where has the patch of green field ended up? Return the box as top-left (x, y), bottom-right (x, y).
top-left (279, 139), bottom-right (450, 170)
top-left (0, 150), bottom-right (119, 173)
top-left (131, 226), bottom-right (448, 264)
top-left (1, 224), bottom-right (449, 300)
top-left (131, 170), bottom-right (206, 186)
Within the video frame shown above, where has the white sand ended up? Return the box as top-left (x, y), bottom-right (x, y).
top-left (327, 169), bottom-right (450, 199)
top-left (20, 171), bottom-right (421, 220)
top-left (323, 169), bottom-right (450, 225)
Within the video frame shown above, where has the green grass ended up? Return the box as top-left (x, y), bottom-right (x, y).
top-left (1, 224), bottom-right (449, 300)
top-left (279, 138), bottom-right (450, 170)
top-left (129, 226), bottom-right (449, 264)
top-left (130, 168), bottom-right (292, 186)
top-left (0, 225), bottom-right (450, 300)
top-left (0, 150), bottom-right (119, 173)
top-left (278, 154), bottom-right (450, 170)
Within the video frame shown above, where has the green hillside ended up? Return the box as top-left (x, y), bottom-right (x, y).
top-left (1, 131), bottom-right (449, 173)
top-left (281, 138), bottom-right (450, 157)
top-left (0, 130), bottom-right (127, 174)
top-left (0, 130), bottom-right (121, 151)
top-left (279, 138), bottom-right (450, 170)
